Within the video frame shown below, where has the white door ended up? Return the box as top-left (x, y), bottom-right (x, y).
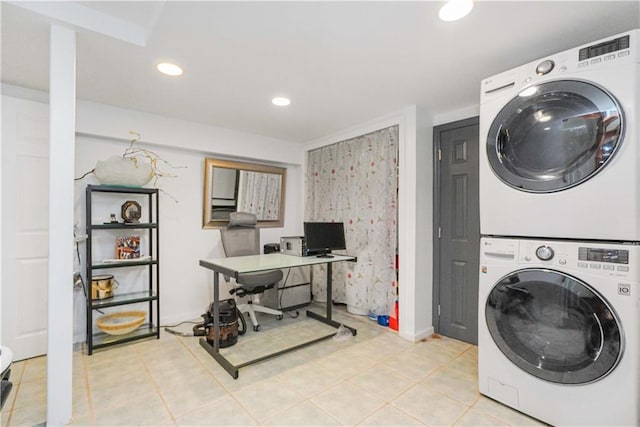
top-left (1, 96), bottom-right (49, 360)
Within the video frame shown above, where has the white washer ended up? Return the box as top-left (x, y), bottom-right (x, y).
top-left (478, 237), bottom-right (640, 426)
top-left (479, 29), bottom-right (640, 241)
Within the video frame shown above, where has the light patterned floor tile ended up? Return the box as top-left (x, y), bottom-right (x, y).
top-left (391, 383), bottom-right (468, 426)
top-left (385, 350), bottom-right (446, 380)
top-left (313, 352), bottom-right (376, 380)
top-left (277, 361), bottom-right (344, 398)
top-left (86, 358), bottom-right (146, 388)
top-left (5, 403), bottom-right (46, 427)
top-left (89, 375), bottom-right (158, 412)
top-left (447, 353), bottom-right (478, 377)
top-left (84, 344), bottom-right (138, 367)
top-left (72, 383), bottom-right (91, 420)
top-left (358, 404), bottom-right (424, 426)
top-left (20, 357), bottom-right (47, 383)
top-left (454, 407), bottom-right (509, 426)
top-left (262, 400), bottom-right (341, 426)
top-left (427, 335), bottom-right (473, 354)
top-left (310, 381), bottom-right (385, 425)
top-left (8, 360), bottom-right (25, 381)
top-left (347, 364), bottom-right (416, 402)
top-left (159, 375), bottom-right (227, 419)
top-left (231, 377), bottom-right (306, 422)
top-left (175, 395), bottom-right (257, 426)
top-left (147, 358), bottom-right (217, 389)
top-left (92, 390), bottom-right (173, 426)
top-left (461, 345), bottom-right (478, 359)
top-left (340, 333), bottom-right (413, 363)
top-left (11, 379), bottom-right (46, 410)
top-left (422, 366), bottom-right (480, 406)
top-left (67, 414), bottom-right (92, 426)
top-left (406, 340), bottom-right (463, 364)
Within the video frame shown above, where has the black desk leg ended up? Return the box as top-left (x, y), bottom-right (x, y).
top-left (326, 262), bottom-right (332, 321)
top-left (213, 271), bottom-right (220, 352)
top-left (306, 261), bottom-right (357, 336)
top-left (199, 338), bottom-right (238, 379)
top-left (202, 271), bottom-right (240, 378)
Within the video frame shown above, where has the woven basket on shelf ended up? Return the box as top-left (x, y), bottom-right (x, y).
top-left (96, 311), bottom-right (146, 335)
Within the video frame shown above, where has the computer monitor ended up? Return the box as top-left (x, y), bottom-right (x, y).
top-left (303, 222), bottom-right (346, 258)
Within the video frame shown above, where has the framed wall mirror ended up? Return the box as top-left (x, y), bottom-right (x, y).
top-left (203, 158), bottom-right (286, 228)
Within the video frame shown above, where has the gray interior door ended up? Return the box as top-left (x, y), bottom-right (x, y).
top-left (433, 117), bottom-right (480, 344)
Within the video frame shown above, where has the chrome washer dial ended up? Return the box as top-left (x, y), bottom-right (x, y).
top-left (536, 245), bottom-right (555, 261)
top-left (536, 59), bottom-right (555, 75)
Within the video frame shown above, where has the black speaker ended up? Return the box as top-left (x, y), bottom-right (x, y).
top-left (264, 243), bottom-right (280, 254)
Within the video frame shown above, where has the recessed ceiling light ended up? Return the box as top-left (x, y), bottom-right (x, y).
top-left (156, 62), bottom-right (183, 76)
top-left (439, 0), bottom-right (474, 22)
top-left (272, 97), bottom-right (291, 107)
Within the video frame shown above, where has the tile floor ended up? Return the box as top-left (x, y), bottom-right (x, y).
top-left (1, 304), bottom-right (546, 426)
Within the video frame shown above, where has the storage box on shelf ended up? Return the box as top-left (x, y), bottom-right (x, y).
top-left (85, 184), bottom-right (160, 354)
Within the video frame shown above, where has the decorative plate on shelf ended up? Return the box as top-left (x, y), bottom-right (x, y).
top-left (121, 200), bottom-right (142, 223)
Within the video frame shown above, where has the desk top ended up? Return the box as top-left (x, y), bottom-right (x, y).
top-left (200, 253), bottom-right (356, 276)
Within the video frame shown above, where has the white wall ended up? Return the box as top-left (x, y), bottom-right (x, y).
top-left (0, 92), bottom-right (304, 343)
top-left (434, 105), bottom-right (479, 127)
top-left (413, 106), bottom-right (434, 339)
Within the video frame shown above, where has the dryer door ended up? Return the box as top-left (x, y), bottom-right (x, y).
top-left (485, 268), bottom-right (622, 384)
top-left (486, 80), bottom-right (623, 193)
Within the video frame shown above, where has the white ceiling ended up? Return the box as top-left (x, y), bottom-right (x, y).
top-left (2, 1), bottom-right (639, 143)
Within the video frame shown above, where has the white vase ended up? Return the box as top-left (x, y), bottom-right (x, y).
top-left (94, 156), bottom-right (153, 187)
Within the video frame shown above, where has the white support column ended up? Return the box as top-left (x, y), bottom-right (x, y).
top-left (47, 24), bottom-right (76, 426)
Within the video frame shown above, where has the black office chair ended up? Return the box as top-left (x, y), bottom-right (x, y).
top-left (220, 212), bottom-right (283, 331)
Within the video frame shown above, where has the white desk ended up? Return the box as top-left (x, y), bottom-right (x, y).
top-left (199, 253), bottom-right (357, 379)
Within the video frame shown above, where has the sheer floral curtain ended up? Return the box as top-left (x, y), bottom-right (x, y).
top-left (305, 125), bottom-right (398, 316)
top-left (237, 171), bottom-right (281, 220)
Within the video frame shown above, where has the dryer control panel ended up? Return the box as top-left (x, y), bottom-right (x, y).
top-left (579, 34), bottom-right (630, 61)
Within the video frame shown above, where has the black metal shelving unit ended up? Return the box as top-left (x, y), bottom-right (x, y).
top-left (85, 184), bottom-right (160, 354)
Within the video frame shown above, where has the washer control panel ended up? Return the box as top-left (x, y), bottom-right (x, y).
top-left (516, 239), bottom-right (636, 279)
top-left (577, 247), bottom-right (630, 273)
top-left (578, 247), bottom-right (628, 264)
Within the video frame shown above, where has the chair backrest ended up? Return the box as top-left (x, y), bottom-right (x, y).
top-left (220, 212), bottom-right (260, 257)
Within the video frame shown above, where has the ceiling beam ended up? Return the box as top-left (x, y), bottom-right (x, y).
top-left (8, 1), bottom-right (152, 46)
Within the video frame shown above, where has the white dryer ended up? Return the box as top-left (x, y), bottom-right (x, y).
top-left (478, 237), bottom-right (640, 426)
top-left (479, 29), bottom-right (639, 241)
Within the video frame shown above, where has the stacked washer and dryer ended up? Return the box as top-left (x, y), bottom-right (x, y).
top-left (478, 30), bottom-right (639, 426)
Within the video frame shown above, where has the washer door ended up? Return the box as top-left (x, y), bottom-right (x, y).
top-left (487, 80), bottom-right (623, 193)
top-left (485, 268), bottom-right (622, 384)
